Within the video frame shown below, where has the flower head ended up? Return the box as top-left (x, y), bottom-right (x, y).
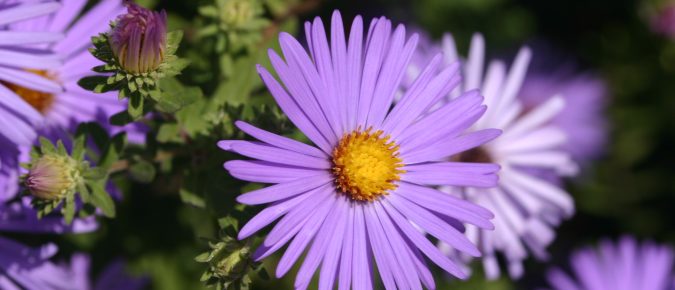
top-left (547, 236), bottom-right (675, 290)
top-left (407, 33), bottom-right (577, 279)
top-left (26, 154), bottom-right (81, 200)
top-left (219, 11), bottom-right (501, 288)
top-left (110, 1), bottom-right (168, 74)
top-left (519, 57), bottom-right (608, 164)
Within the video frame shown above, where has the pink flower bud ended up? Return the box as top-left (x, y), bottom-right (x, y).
top-left (110, 1), bottom-right (167, 74)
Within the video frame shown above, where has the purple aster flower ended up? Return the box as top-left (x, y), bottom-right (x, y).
top-left (408, 33), bottom-right (577, 279)
top-left (519, 64), bottom-right (608, 164)
top-left (219, 11), bottom-right (501, 289)
top-left (0, 198), bottom-right (98, 290)
top-left (0, 0), bottom-right (63, 145)
top-left (110, 1), bottom-right (168, 74)
top-left (547, 236), bottom-right (675, 290)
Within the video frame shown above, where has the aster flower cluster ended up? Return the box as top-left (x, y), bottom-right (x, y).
top-left (1, 0), bottom-right (672, 290)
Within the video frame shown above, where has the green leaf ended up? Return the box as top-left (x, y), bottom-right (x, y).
top-left (86, 122), bottom-right (110, 151)
top-left (72, 124), bottom-right (88, 161)
top-left (166, 30), bottom-right (184, 55)
top-left (162, 58), bottom-right (190, 77)
top-left (77, 182), bottom-right (91, 203)
top-left (89, 182), bottom-right (115, 218)
top-left (109, 110), bottom-right (134, 126)
top-left (83, 167), bottom-right (107, 180)
top-left (179, 188), bottom-right (206, 208)
top-left (78, 76), bottom-right (109, 91)
top-left (195, 252), bottom-right (212, 263)
top-left (129, 160), bottom-right (156, 183)
top-left (198, 5), bottom-right (218, 17)
top-left (128, 93), bottom-right (144, 119)
top-left (157, 124), bottom-right (183, 143)
top-left (155, 78), bottom-right (202, 113)
top-left (62, 193), bottom-right (75, 225)
top-left (98, 133), bottom-right (126, 169)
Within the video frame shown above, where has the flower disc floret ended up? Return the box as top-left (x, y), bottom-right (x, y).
top-left (332, 127), bottom-right (404, 201)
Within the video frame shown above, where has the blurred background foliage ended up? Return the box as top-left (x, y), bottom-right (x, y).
top-left (52, 0), bottom-right (675, 289)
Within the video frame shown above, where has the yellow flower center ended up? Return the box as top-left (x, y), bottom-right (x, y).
top-left (1, 70), bottom-right (55, 114)
top-left (332, 127), bottom-right (405, 201)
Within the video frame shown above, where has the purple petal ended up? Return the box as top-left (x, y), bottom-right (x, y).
top-left (235, 121), bottom-right (326, 158)
top-left (386, 193), bottom-right (480, 257)
top-left (257, 63), bottom-right (332, 152)
top-left (224, 160), bottom-right (323, 184)
top-left (381, 200), bottom-right (468, 279)
top-left (229, 141), bottom-right (330, 169)
top-left (236, 172), bottom-right (332, 205)
top-left (402, 162), bottom-right (499, 188)
top-left (238, 188), bottom-right (323, 240)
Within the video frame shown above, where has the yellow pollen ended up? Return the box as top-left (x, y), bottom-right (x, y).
top-left (2, 70), bottom-right (55, 114)
top-left (332, 127), bottom-right (405, 201)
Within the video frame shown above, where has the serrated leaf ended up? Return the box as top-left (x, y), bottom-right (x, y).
top-left (162, 58), bottom-right (190, 77)
top-left (155, 78), bottom-right (201, 113)
top-left (166, 30), bottom-right (184, 55)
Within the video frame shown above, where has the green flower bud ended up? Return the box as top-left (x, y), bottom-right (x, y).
top-left (26, 154), bottom-right (81, 200)
top-left (219, 0), bottom-right (255, 29)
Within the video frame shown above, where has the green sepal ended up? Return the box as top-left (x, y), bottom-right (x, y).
top-left (62, 192), bottom-right (76, 225)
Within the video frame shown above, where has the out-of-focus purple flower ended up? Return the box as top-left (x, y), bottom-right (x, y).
top-left (407, 32), bottom-right (576, 280)
top-left (0, 137), bottom-right (21, 202)
top-left (110, 1), bottom-right (167, 74)
top-left (38, 253), bottom-right (148, 290)
top-left (547, 236), bottom-right (675, 290)
top-left (651, 3), bottom-right (675, 38)
top-left (519, 68), bottom-right (608, 164)
top-left (0, 198), bottom-right (98, 290)
top-left (0, 0), bottom-right (63, 145)
top-left (6, 0), bottom-right (147, 142)
top-left (218, 11), bottom-right (500, 288)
